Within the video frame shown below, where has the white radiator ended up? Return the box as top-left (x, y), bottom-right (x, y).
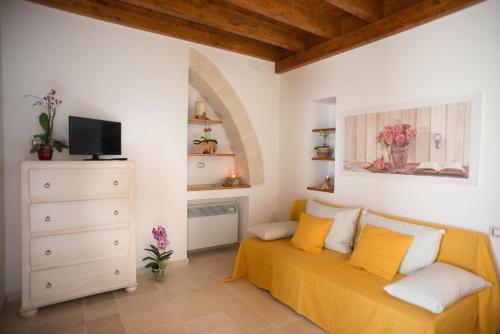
top-left (187, 202), bottom-right (239, 251)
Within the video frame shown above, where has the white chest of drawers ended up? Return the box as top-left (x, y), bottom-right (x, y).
top-left (21, 161), bottom-right (137, 316)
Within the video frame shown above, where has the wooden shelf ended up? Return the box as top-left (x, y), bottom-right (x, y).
top-left (312, 127), bottom-right (336, 133)
top-left (312, 157), bottom-right (335, 161)
top-left (188, 184), bottom-right (251, 191)
top-left (188, 118), bottom-right (222, 125)
top-left (307, 186), bottom-right (334, 193)
top-left (188, 153), bottom-right (235, 157)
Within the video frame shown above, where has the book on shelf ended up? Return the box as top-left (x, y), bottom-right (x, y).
top-left (415, 161), bottom-right (466, 176)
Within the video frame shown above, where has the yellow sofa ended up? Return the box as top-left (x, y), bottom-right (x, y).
top-left (227, 200), bottom-right (500, 334)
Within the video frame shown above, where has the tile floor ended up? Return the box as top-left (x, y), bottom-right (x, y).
top-left (0, 246), bottom-right (326, 334)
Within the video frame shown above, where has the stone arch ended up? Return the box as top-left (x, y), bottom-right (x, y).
top-left (189, 49), bottom-right (264, 185)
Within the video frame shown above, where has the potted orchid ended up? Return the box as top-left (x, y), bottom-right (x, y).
top-left (193, 123), bottom-right (218, 154)
top-left (376, 123), bottom-right (417, 170)
top-left (26, 89), bottom-right (68, 160)
top-left (314, 130), bottom-right (333, 158)
top-left (143, 225), bottom-right (173, 282)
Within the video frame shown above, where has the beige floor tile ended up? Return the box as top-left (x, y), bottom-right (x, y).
top-left (216, 297), bottom-right (270, 334)
top-left (59, 325), bottom-right (87, 334)
top-left (278, 318), bottom-right (327, 334)
top-left (207, 324), bottom-right (243, 334)
top-left (224, 278), bottom-right (260, 296)
top-left (165, 286), bottom-right (219, 323)
top-left (87, 313), bottom-right (125, 334)
top-left (30, 299), bottom-right (85, 334)
top-left (84, 291), bottom-right (116, 305)
top-left (118, 292), bottom-right (177, 333)
top-left (0, 302), bottom-right (34, 330)
top-left (0, 325), bottom-right (31, 334)
top-left (239, 291), bottom-right (300, 327)
top-left (32, 299), bottom-right (84, 326)
top-left (136, 321), bottom-right (188, 334)
top-left (115, 273), bottom-right (158, 300)
top-left (85, 299), bottom-right (119, 321)
top-left (191, 275), bottom-right (233, 302)
top-left (184, 313), bottom-right (234, 334)
top-left (254, 328), bottom-right (282, 334)
top-left (157, 269), bottom-right (196, 291)
top-left (30, 312), bottom-right (85, 334)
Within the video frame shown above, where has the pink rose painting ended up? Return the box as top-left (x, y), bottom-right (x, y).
top-left (344, 101), bottom-right (472, 179)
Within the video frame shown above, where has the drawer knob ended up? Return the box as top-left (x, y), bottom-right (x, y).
top-left (45, 250), bottom-right (52, 256)
top-left (113, 180), bottom-right (119, 186)
top-left (114, 240), bottom-right (119, 246)
top-left (114, 210), bottom-right (119, 216)
top-left (45, 282), bottom-right (52, 289)
top-left (44, 182), bottom-right (50, 189)
top-left (114, 269), bottom-right (120, 275)
top-left (44, 216), bottom-right (51, 222)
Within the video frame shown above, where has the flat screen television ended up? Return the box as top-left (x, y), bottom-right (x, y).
top-left (69, 116), bottom-right (121, 160)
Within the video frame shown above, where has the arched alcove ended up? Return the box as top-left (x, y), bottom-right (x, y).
top-left (189, 49), bottom-right (264, 185)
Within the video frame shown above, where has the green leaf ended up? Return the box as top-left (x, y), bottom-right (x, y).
top-left (39, 112), bottom-right (50, 135)
top-left (145, 262), bottom-right (156, 269)
top-left (52, 140), bottom-right (68, 152)
top-left (30, 143), bottom-right (41, 154)
top-left (142, 256), bottom-right (158, 262)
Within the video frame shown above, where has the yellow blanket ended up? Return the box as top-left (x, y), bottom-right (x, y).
top-left (227, 201), bottom-right (500, 334)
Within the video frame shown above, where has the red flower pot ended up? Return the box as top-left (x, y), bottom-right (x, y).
top-left (37, 146), bottom-right (53, 161)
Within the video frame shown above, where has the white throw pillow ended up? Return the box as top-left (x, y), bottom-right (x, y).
top-left (359, 211), bottom-right (445, 274)
top-left (306, 200), bottom-right (360, 253)
top-left (247, 221), bottom-right (297, 241)
top-left (384, 262), bottom-right (491, 313)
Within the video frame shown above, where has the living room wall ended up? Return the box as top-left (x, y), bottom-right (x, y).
top-left (0, 0), bottom-right (279, 297)
top-left (278, 0), bottom-right (500, 272)
top-left (0, 0), bottom-right (5, 309)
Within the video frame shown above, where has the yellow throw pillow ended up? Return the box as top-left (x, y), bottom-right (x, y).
top-left (347, 224), bottom-right (414, 280)
top-left (291, 213), bottom-right (333, 254)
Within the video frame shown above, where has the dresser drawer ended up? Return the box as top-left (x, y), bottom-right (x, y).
top-left (30, 257), bottom-right (131, 303)
top-left (30, 199), bottom-right (130, 234)
top-left (30, 228), bottom-right (130, 269)
top-left (29, 168), bottom-right (130, 200)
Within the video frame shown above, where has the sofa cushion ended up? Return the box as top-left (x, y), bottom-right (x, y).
top-left (291, 213), bottom-right (332, 254)
top-left (384, 262), bottom-right (491, 314)
top-left (247, 221), bottom-right (297, 241)
top-left (360, 211), bottom-right (445, 274)
top-left (306, 200), bottom-right (360, 253)
top-left (348, 224), bottom-right (414, 280)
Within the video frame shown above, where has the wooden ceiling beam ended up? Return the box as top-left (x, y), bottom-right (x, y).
top-left (324, 0), bottom-right (381, 22)
top-left (121, 0), bottom-right (311, 52)
top-left (223, 0), bottom-right (341, 39)
top-left (28, 0), bottom-right (291, 61)
top-left (276, 0), bottom-right (483, 73)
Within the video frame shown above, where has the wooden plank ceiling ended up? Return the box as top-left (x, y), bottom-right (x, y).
top-left (30, 0), bottom-right (483, 73)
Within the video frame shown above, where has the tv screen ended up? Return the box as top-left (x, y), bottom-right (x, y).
top-left (69, 116), bottom-right (121, 158)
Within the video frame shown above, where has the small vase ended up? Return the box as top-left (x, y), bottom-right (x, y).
top-left (37, 146), bottom-right (53, 161)
top-left (390, 145), bottom-right (408, 171)
top-left (315, 147), bottom-right (332, 158)
top-left (152, 261), bottom-right (168, 283)
top-left (194, 101), bottom-right (207, 120)
top-left (200, 142), bottom-right (217, 154)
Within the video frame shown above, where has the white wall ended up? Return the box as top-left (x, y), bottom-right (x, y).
top-left (278, 0), bottom-right (500, 272)
top-left (0, 0), bottom-right (5, 309)
top-left (1, 0), bottom-right (280, 296)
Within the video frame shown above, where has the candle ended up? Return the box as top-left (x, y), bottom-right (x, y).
top-left (230, 169), bottom-right (237, 178)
